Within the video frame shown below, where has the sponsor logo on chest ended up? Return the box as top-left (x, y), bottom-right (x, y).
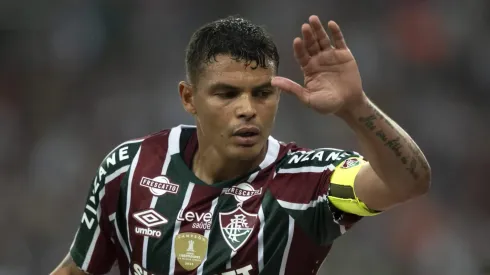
top-left (176, 210), bottom-right (212, 230)
top-left (132, 209), bottom-right (168, 238)
top-left (224, 182), bottom-right (262, 203)
top-left (140, 176), bottom-right (179, 196)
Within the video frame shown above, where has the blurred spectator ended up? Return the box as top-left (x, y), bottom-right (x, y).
top-left (0, 0), bottom-right (486, 273)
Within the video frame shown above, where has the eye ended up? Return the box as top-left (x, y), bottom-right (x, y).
top-left (254, 89), bottom-right (273, 98)
top-left (215, 90), bottom-right (238, 99)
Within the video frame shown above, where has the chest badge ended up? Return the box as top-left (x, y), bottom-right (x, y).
top-left (219, 206), bottom-right (258, 252)
top-left (175, 232), bottom-right (208, 271)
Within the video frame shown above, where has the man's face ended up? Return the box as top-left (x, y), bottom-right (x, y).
top-left (183, 54), bottom-right (280, 161)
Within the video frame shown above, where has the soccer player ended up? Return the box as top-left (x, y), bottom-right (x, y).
top-left (51, 15), bottom-right (431, 275)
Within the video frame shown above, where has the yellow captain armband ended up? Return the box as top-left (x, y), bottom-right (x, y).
top-left (327, 157), bottom-right (381, 217)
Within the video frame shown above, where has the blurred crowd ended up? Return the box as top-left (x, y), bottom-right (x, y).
top-left (1, 0), bottom-right (489, 274)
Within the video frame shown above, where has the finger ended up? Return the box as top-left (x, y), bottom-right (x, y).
top-left (328, 21), bottom-right (348, 49)
top-left (293, 37), bottom-right (310, 67)
top-left (309, 15), bottom-right (331, 50)
top-left (301, 24), bottom-right (321, 56)
top-left (271, 76), bottom-right (309, 104)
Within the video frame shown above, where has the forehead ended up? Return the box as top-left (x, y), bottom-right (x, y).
top-left (199, 54), bottom-right (276, 88)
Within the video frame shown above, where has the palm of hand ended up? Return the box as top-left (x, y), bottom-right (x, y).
top-left (272, 17), bottom-right (364, 115)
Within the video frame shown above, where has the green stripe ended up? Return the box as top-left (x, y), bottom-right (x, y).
top-left (116, 172), bottom-right (131, 256)
top-left (115, 143), bottom-right (142, 257)
top-left (260, 191), bottom-right (289, 274)
top-left (146, 157), bottom-right (192, 274)
top-left (280, 201), bottom-right (341, 246)
top-left (71, 187), bottom-right (100, 266)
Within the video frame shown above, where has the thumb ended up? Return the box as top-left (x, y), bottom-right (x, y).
top-left (271, 76), bottom-right (309, 103)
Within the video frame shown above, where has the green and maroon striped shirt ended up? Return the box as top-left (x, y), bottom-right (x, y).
top-left (70, 125), bottom-right (363, 275)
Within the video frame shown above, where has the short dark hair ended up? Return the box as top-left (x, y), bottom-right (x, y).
top-left (185, 15), bottom-right (280, 85)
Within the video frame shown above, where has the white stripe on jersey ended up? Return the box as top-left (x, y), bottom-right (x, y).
top-left (226, 168), bottom-right (263, 269)
top-left (69, 229), bottom-right (79, 251)
top-left (81, 175), bottom-right (107, 270)
top-left (169, 183), bottom-right (195, 275)
top-left (142, 126), bottom-right (182, 269)
top-left (82, 229), bottom-right (100, 270)
top-left (279, 216), bottom-right (295, 275)
top-left (340, 225), bottom-right (347, 234)
top-left (259, 137), bottom-right (281, 169)
top-left (109, 206), bottom-right (131, 263)
top-left (114, 213), bottom-right (131, 262)
top-left (226, 251), bottom-right (237, 269)
top-left (197, 196), bottom-right (220, 275)
top-left (105, 165), bottom-right (130, 184)
top-left (277, 194), bottom-right (328, 211)
top-left (277, 164), bottom-right (335, 174)
top-left (162, 126), bottom-right (183, 173)
top-left (125, 147), bottom-right (142, 256)
top-left (257, 205), bottom-right (265, 273)
top-left (141, 198), bottom-right (158, 268)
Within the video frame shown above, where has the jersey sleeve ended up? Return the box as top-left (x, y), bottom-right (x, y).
top-left (271, 146), bottom-right (366, 245)
top-left (69, 140), bottom-right (141, 274)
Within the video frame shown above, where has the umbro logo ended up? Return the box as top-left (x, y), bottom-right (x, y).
top-left (133, 209), bottom-right (168, 238)
top-left (133, 209), bottom-right (168, 227)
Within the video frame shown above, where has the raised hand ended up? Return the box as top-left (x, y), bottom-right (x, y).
top-left (272, 16), bottom-right (365, 115)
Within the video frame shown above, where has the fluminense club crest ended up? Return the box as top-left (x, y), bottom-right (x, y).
top-left (219, 207), bottom-right (258, 252)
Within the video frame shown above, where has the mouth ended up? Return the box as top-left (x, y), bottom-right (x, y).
top-left (232, 126), bottom-right (261, 146)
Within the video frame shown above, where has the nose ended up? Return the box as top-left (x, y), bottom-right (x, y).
top-left (235, 93), bottom-right (256, 121)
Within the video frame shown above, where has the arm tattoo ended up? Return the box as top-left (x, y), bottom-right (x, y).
top-left (358, 103), bottom-right (430, 181)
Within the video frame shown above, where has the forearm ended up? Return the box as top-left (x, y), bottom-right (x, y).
top-left (338, 96), bottom-right (431, 199)
top-left (51, 254), bottom-right (88, 275)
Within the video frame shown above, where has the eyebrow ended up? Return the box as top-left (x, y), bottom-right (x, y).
top-left (208, 81), bottom-right (273, 91)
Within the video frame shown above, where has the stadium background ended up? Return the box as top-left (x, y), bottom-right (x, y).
top-left (1, 0), bottom-right (489, 274)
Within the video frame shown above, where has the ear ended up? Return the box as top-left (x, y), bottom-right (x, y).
top-left (179, 81), bottom-right (197, 115)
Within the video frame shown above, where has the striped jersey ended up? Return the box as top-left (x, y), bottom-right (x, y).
top-left (70, 125), bottom-right (364, 275)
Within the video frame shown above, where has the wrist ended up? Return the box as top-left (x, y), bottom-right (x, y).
top-left (335, 93), bottom-right (370, 123)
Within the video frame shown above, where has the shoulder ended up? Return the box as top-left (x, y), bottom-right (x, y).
top-left (97, 128), bottom-right (174, 180)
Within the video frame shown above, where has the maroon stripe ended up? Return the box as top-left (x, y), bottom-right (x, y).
top-left (285, 224), bottom-right (331, 275)
top-left (104, 174), bottom-right (125, 215)
top-left (269, 169), bottom-right (332, 204)
top-left (126, 131), bottom-right (170, 264)
top-left (86, 174), bottom-right (124, 273)
top-left (173, 184), bottom-right (221, 275)
top-left (86, 229), bottom-right (116, 273)
top-left (106, 174), bottom-right (131, 273)
top-left (182, 130), bottom-right (198, 167)
top-left (114, 241), bottom-right (130, 275)
top-left (267, 143), bottom-right (333, 204)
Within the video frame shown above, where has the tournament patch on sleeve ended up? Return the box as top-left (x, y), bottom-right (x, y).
top-left (330, 157), bottom-right (365, 187)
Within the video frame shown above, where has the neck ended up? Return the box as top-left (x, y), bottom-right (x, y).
top-left (192, 145), bottom-right (267, 185)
